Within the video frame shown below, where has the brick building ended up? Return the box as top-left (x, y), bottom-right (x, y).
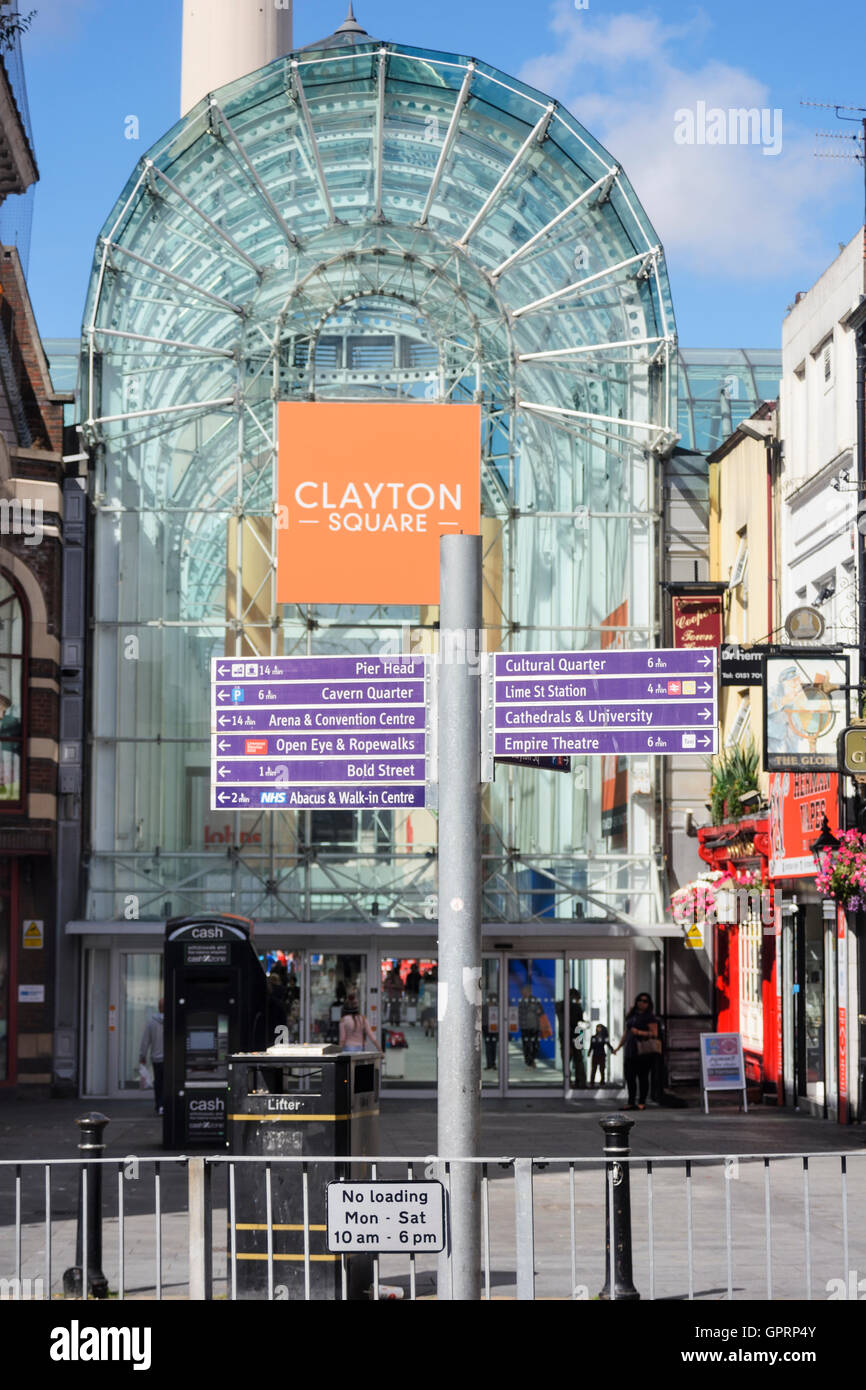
top-left (0, 53), bottom-right (76, 1092)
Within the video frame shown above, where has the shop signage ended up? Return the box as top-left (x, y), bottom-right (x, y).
top-left (211, 655), bottom-right (429, 810)
top-left (671, 593), bottom-right (724, 649)
top-left (784, 606), bottom-right (825, 642)
top-left (768, 770), bottom-right (839, 877)
top-left (839, 725), bottom-right (866, 776)
top-left (763, 652), bottom-right (849, 771)
top-left (492, 648), bottom-right (718, 757)
top-left (18, 985), bottom-right (44, 1003)
top-left (326, 1181), bottom-right (446, 1253)
top-left (275, 401), bottom-right (481, 605)
top-left (719, 644), bottom-right (764, 687)
top-left (699, 1032), bottom-right (748, 1112)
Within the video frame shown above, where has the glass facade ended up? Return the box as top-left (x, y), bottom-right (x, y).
top-left (80, 38), bottom-right (676, 928)
top-left (677, 349), bottom-right (781, 454)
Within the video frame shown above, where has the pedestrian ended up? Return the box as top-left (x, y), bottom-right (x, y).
top-left (384, 965), bottom-right (403, 1025)
top-left (481, 991), bottom-right (499, 1071)
top-left (588, 1024), bottom-right (613, 1085)
top-left (339, 995), bottom-right (379, 1053)
top-left (614, 992), bottom-right (660, 1110)
top-left (517, 982), bottom-right (544, 1068)
top-left (139, 997), bottom-right (165, 1116)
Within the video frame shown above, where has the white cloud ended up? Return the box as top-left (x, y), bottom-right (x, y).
top-left (520, 3), bottom-right (850, 281)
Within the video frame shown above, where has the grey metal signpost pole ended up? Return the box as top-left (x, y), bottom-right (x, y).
top-left (437, 532), bottom-right (483, 1301)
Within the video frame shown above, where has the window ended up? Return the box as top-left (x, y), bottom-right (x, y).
top-left (823, 342), bottom-right (832, 383)
top-left (738, 914), bottom-right (763, 1052)
top-left (0, 573), bottom-right (25, 808)
top-left (729, 534), bottom-right (748, 588)
top-left (726, 695), bottom-right (751, 748)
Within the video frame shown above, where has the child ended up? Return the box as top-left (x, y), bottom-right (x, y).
top-left (589, 1024), bottom-right (613, 1085)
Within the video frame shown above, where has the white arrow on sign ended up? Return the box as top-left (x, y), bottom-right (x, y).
top-left (217, 690), bottom-right (229, 702)
top-left (218, 766), bottom-right (230, 778)
top-left (218, 739), bottom-right (230, 751)
top-left (699, 655), bottom-right (712, 667)
top-left (217, 664), bottom-right (229, 676)
top-left (218, 715), bottom-right (229, 726)
top-left (699, 736), bottom-right (711, 747)
top-left (218, 792), bottom-right (231, 804)
top-left (699, 708), bottom-right (712, 720)
top-left (700, 681), bottom-right (711, 693)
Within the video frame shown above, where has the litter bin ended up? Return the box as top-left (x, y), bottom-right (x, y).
top-left (227, 1043), bottom-right (380, 1300)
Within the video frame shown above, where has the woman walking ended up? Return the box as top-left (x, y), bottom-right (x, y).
top-left (338, 995), bottom-right (380, 1053)
top-left (614, 993), bottom-right (660, 1110)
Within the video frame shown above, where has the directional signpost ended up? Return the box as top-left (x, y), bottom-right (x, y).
top-left (493, 648), bottom-right (718, 757)
top-left (210, 654), bottom-right (429, 810)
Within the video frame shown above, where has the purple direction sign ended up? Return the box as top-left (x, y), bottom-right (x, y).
top-left (213, 655), bottom-right (425, 681)
top-left (215, 706), bottom-right (426, 731)
top-left (496, 676), bottom-right (714, 704)
top-left (493, 650), bottom-right (716, 679)
top-left (216, 758), bottom-right (426, 785)
top-left (494, 730), bottom-right (717, 756)
top-left (492, 648), bottom-right (717, 757)
top-left (213, 731), bottom-right (426, 758)
top-left (213, 786), bottom-right (426, 810)
top-left (210, 653), bottom-right (429, 809)
top-left (499, 702), bottom-right (714, 729)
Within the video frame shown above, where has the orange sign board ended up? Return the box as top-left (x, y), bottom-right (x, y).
top-left (276, 402), bottom-right (481, 605)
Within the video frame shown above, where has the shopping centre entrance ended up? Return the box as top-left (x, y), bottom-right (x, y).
top-left (74, 925), bottom-right (650, 1100)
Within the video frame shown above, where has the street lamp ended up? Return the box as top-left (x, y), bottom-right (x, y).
top-left (810, 814), bottom-right (841, 870)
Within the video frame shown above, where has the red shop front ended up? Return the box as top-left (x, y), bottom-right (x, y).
top-left (697, 818), bottom-right (780, 1101)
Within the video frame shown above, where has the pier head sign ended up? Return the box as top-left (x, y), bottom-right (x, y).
top-left (276, 401), bottom-right (481, 605)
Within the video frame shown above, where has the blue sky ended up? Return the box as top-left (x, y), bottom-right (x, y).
top-left (18, 0), bottom-right (866, 349)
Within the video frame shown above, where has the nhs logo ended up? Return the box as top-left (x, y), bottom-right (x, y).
top-left (261, 791), bottom-right (287, 805)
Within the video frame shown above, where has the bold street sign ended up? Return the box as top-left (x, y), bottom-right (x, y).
top-left (671, 593), bottom-right (724, 649)
top-left (326, 1181), bottom-right (446, 1253)
top-left (275, 401), bottom-right (481, 605)
top-left (493, 649), bottom-right (718, 757)
top-left (764, 652), bottom-right (849, 772)
top-left (210, 655), bottom-right (429, 810)
top-left (719, 644), bottom-right (764, 687)
top-left (840, 725), bottom-right (866, 776)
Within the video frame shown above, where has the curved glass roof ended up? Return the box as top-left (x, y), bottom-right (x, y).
top-left (677, 348), bottom-right (780, 454)
top-left (80, 36), bottom-right (676, 924)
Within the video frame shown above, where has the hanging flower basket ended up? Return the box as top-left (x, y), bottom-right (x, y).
top-left (671, 868), bottom-right (764, 927)
top-left (815, 829), bottom-right (866, 911)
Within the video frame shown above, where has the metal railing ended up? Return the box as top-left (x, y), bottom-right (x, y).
top-left (2, 1146), bottom-right (866, 1300)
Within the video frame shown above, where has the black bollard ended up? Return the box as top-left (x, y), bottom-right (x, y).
top-left (63, 1112), bottom-right (110, 1299)
top-left (597, 1113), bottom-right (640, 1301)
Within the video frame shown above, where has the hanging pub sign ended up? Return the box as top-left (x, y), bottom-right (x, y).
top-left (768, 770), bottom-right (839, 877)
top-left (763, 652), bottom-right (849, 772)
top-left (670, 593), bottom-right (724, 649)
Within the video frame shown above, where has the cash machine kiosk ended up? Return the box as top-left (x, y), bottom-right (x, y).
top-left (163, 914), bottom-right (266, 1148)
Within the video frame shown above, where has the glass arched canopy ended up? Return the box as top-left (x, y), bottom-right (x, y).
top-left (81, 37), bottom-right (676, 925)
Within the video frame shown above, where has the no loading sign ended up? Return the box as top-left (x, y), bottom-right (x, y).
top-left (326, 1180), bottom-right (446, 1253)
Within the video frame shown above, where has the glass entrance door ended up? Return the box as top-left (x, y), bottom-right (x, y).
top-left (506, 956), bottom-right (564, 1089)
top-left (567, 955), bottom-right (625, 1093)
